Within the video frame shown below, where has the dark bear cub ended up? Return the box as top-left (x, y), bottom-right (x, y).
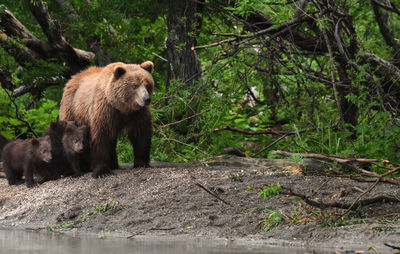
top-left (1, 136), bottom-right (52, 188)
top-left (44, 121), bottom-right (89, 177)
top-left (43, 121), bottom-right (68, 179)
top-left (62, 122), bottom-right (89, 177)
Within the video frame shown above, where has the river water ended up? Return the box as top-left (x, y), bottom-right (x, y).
top-left (0, 229), bottom-right (325, 254)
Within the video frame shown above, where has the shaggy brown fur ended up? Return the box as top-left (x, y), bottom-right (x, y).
top-left (62, 122), bottom-right (89, 177)
top-left (1, 136), bottom-right (52, 187)
top-left (59, 61), bottom-right (154, 178)
top-left (43, 121), bottom-right (89, 178)
top-left (42, 121), bottom-right (68, 179)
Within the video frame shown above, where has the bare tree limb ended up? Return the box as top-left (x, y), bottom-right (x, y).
top-left (195, 183), bottom-right (232, 206)
top-left (282, 186), bottom-right (400, 210)
top-left (0, 5), bottom-right (95, 75)
top-left (363, 52), bottom-right (400, 81)
top-left (214, 126), bottom-right (296, 136)
top-left (371, 1), bottom-right (400, 61)
top-left (0, 30), bottom-right (42, 64)
top-left (271, 150), bottom-right (379, 176)
top-left (321, 19), bottom-right (344, 124)
top-left (371, 0), bottom-right (400, 16)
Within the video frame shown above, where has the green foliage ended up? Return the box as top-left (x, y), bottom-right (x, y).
top-left (320, 215), bottom-right (368, 228)
top-left (47, 200), bottom-right (125, 232)
top-left (258, 183), bottom-right (282, 199)
top-left (116, 134), bottom-right (133, 163)
top-left (1, 0), bottom-right (400, 172)
top-left (262, 207), bottom-right (283, 231)
top-left (0, 89), bottom-right (58, 138)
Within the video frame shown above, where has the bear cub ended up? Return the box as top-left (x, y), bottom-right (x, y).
top-left (44, 121), bottom-right (89, 178)
top-left (62, 122), bottom-right (89, 177)
top-left (1, 135), bottom-right (52, 187)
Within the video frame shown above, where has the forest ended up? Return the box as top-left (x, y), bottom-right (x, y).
top-left (0, 0), bottom-right (400, 175)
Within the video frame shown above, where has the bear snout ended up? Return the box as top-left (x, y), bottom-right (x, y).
top-left (144, 97), bottom-right (151, 105)
top-left (43, 155), bottom-right (52, 163)
top-left (74, 144), bottom-right (85, 153)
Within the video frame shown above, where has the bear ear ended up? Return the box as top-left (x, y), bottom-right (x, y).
top-left (114, 67), bottom-right (126, 80)
top-left (31, 138), bottom-right (39, 147)
top-left (50, 121), bottom-right (58, 129)
top-left (66, 125), bottom-right (75, 134)
top-left (140, 61), bottom-right (154, 73)
top-left (50, 121), bottom-right (66, 130)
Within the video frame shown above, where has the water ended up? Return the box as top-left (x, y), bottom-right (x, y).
top-left (0, 230), bottom-right (320, 254)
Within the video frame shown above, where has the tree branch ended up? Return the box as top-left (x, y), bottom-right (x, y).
top-left (371, 1), bottom-right (400, 60)
top-left (363, 52), bottom-right (400, 82)
top-left (283, 186), bottom-right (400, 210)
top-left (214, 126), bottom-right (296, 136)
top-left (26, 0), bottom-right (94, 71)
top-left (0, 5), bottom-right (95, 76)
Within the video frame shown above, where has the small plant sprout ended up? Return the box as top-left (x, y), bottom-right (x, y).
top-left (258, 183), bottom-right (282, 199)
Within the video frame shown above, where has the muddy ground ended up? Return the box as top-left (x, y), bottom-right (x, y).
top-left (0, 156), bottom-right (399, 253)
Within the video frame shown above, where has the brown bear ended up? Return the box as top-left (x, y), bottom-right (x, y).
top-left (59, 61), bottom-right (154, 178)
top-left (1, 136), bottom-right (52, 187)
top-left (62, 121), bottom-right (89, 177)
top-left (43, 121), bottom-right (89, 178)
top-left (42, 121), bottom-right (68, 180)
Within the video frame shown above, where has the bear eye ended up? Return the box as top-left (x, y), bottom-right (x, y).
top-left (133, 84), bottom-right (139, 90)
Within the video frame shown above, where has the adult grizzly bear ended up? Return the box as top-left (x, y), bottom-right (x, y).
top-left (59, 61), bottom-right (154, 178)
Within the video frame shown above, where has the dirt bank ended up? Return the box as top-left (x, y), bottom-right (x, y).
top-left (0, 156), bottom-right (399, 253)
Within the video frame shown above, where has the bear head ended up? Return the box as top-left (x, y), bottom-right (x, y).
top-left (105, 61), bottom-right (154, 114)
top-left (62, 121), bottom-right (88, 154)
top-left (32, 135), bottom-right (52, 163)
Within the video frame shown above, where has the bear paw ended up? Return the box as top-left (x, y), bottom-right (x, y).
top-left (92, 164), bottom-right (113, 178)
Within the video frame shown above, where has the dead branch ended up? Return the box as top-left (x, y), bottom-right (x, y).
top-left (214, 126), bottom-right (297, 136)
top-left (195, 183), bottom-right (232, 206)
top-left (0, 4), bottom-right (94, 76)
top-left (371, 1), bottom-right (400, 61)
top-left (384, 243), bottom-right (400, 250)
top-left (282, 186), bottom-right (400, 210)
top-left (27, 0), bottom-right (94, 71)
top-left (371, 0), bottom-right (400, 16)
top-left (254, 134), bottom-right (288, 156)
top-left (363, 52), bottom-right (400, 82)
top-left (340, 178), bottom-right (380, 217)
top-left (192, 16), bottom-right (310, 51)
top-left (328, 167), bottom-right (399, 185)
top-left (271, 150), bottom-right (380, 176)
top-left (321, 14), bottom-right (344, 124)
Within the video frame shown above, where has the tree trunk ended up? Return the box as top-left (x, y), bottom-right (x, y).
top-left (166, 0), bottom-right (202, 89)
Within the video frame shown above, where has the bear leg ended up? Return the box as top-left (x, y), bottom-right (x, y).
top-left (111, 141), bottom-right (119, 169)
top-left (23, 164), bottom-right (36, 188)
top-left (128, 126), bottom-right (151, 168)
top-left (90, 140), bottom-right (113, 178)
top-left (4, 165), bottom-right (23, 185)
top-left (68, 153), bottom-right (84, 177)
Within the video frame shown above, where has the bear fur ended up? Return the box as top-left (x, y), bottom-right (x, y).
top-left (43, 121), bottom-right (89, 178)
top-left (62, 121), bottom-right (89, 177)
top-left (42, 121), bottom-right (68, 179)
top-left (59, 61), bottom-right (154, 178)
top-left (1, 136), bottom-right (53, 187)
